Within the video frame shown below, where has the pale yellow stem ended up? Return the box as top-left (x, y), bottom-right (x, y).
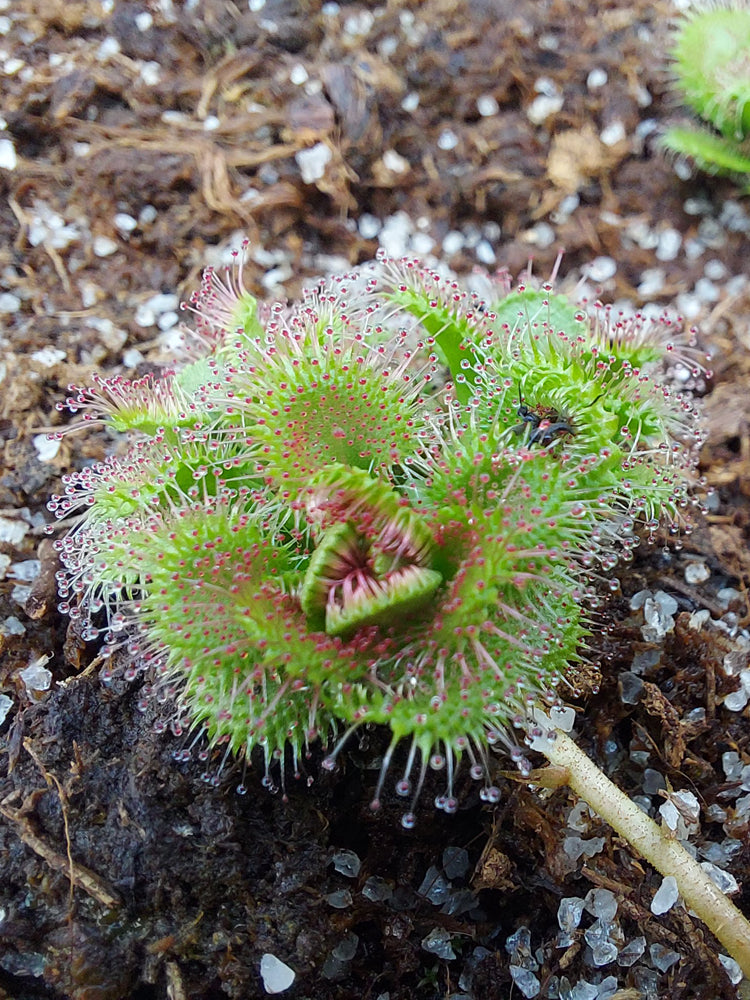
top-left (540, 728), bottom-right (750, 981)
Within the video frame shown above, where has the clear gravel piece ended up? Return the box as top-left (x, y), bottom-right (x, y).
top-left (720, 199), bottom-right (750, 232)
top-left (324, 889), bottom-right (352, 908)
top-left (596, 976), bottom-right (619, 999)
top-left (411, 231), bottom-right (434, 255)
top-left (641, 591), bottom-right (678, 640)
top-left (332, 932), bottom-right (359, 962)
top-left (9, 559), bottom-right (40, 582)
top-left (0, 694), bottom-right (12, 725)
top-left (600, 120), bottom-right (625, 145)
top-left (510, 964), bottom-right (540, 998)
top-left (31, 346), bottom-right (65, 366)
top-left (505, 925), bottom-right (533, 958)
top-left (552, 193), bottom-right (580, 222)
top-left (723, 650), bottom-right (747, 676)
top-left (684, 195), bottom-right (713, 215)
top-left (295, 142), bottom-right (332, 183)
top-left (697, 216), bottom-right (727, 249)
top-left (618, 670), bottom-right (643, 704)
top-left (358, 213), bottom-right (381, 239)
top-left (583, 919), bottom-right (618, 966)
top-left (437, 128), bottom-right (459, 150)
top-left (684, 561), bottom-right (710, 584)
top-left (526, 93), bottom-right (563, 123)
top-left (259, 953), bottom-right (295, 994)
top-left (361, 875), bottom-right (393, 902)
top-left (442, 846), bottom-right (469, 879)
top-left (632, 967), bottom-right (659, 998)
top-left (0, 292), bottom-right (20, 312)
top-left (566, 980), bottom-right (598, 1000)
top-left (629, 589), bottom-right (650, 610)
top-left (617, 935), bottom-right (646, 966)
top-left (331, 849), bottom-right (361, 878)
top-left (383, 149), bottom-right (410, 174)
top-left (704, 258), bottom-right (727, 281)
top-left (563, 836), bottom-right (605, 862)
top-left (558, 896), bottom-right (586, 934)
top-left (655, 227), bottom-right (682, 261)
top-left (659, 800), bottom-right (681, 835)
top-left (718, 953), bottom-right (743, 985)
top-left (642, 768), bottom-right (665, 795)
top-left (0, 615), bottom-right (25, 636)
top-left (585, 256), bottom-right (617, 282)
top-left (0, 137), bottom-right (17, 170)
top-left (717, 587), bottom-right (741, 608)
top-left (700, 861), bottom-right (739, 895)
top-left (442, 230), bottom-right (465, 255)
top-left (631, 648), bottom-right (660, 674)
top-left (651, 875), bottom-right (679, 915)
top-left (584, 888), bottom-right (618, 923)
top-left (671, 790), bottom-right (700, 823)
top-left (688, 609), bottom-right (710, 630)
top-left (322, 954), bottom-right (346, 979)
top-left (549, 705), bottom-right (576, 731)
top-left (440, 887), bottom-right (477, 916)
top-left (475, 238), bottom-right (496, 265)
top-left (378, 211), bottom-right (414, 256)
top-left (289, 63), bottom-right (308, 85)
top-left (649, 942), bottom-right (681, 972)
top-left (632, 794), bottom-right (652, 815)
top-left (525, 221), bottom-right (556, 248)
top-left (705, 803), bottom-right (728, 823)
top-left (675, 291), bottom-right (702, 320)
top-left (567, 801), bottom-right (593, 832)
top-left (33, 433), bottom-right (61, 462)
top-left (418, 866), bottom-right (452, 905)
top-left (145, 292), bottom-right (180, 316)
top-left (157, 311), bottom-right (179, 331)
top-left (590, 941), bottom-right (619, 968)
top-left (421, 926), bottom-right (455, 959)
top-left (637, 268), bottom-right (664, 297)
top-left (477, 94), bottom-right (499, 117)
top-left (701, 839), bottom-right (742, 866)
top-left (655, 591), bottom-right (678, 615)
top-left (694, 276), bottom-right (720, 303)
top-left (114, 212), bottom-right (137, 233)
top-left (724, 686), bottom-right (749, 712)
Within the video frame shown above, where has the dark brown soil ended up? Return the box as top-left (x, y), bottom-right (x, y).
top-left (1, 2), bottom-right (750, 999)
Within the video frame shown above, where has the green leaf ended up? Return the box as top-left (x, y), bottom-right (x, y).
top-left (660, 125), bottom-right (750, 177)
top-left (388, 286), bottom-right (481, 403)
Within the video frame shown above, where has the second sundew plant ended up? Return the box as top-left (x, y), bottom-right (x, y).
top-left (50, 248), bottom-right (750, 976)
top-left (661, 1), bottom-right (750, 180)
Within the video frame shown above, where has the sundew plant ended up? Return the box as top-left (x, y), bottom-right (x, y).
top-left (50, 249), bottom-right (750, 976)
top-left (661, 1), bottom-right (750, 180)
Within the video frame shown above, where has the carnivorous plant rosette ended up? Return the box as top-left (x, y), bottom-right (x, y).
top-left (50, 251), bottom-right (750, 977)
top-left (51, 251), bottom-right (706, 803)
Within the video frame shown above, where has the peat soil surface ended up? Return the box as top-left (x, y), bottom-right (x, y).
top-left (1, 2), bottom-right (750, 999)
